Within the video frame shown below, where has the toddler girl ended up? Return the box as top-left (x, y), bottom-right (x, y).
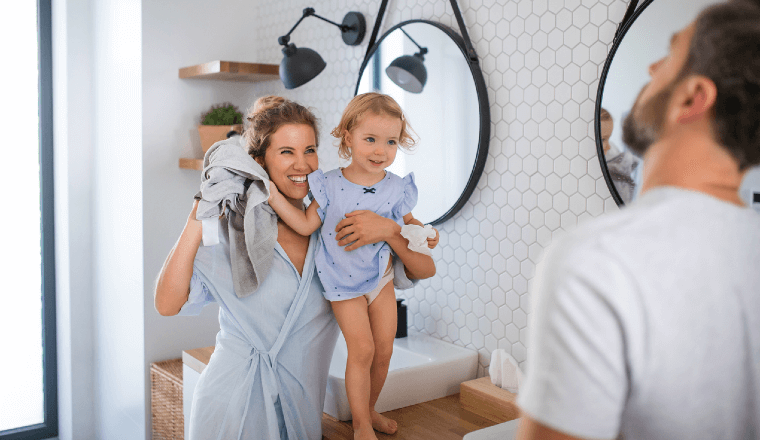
top-left (268, 93), bottom-right (438, 440)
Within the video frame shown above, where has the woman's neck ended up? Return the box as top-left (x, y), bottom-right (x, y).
top-left (341, 164), bottom-right (386, 187)
top-left (282, 195), bottom-right (305, 211)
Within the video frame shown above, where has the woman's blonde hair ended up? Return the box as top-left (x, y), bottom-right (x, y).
top-left (330, 92), bottom-right (416, 160)
top-left (244, 95), bottom-right (320, 160)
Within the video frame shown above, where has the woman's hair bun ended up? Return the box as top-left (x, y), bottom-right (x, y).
top-left (250, 95), bottom-right (286, 118)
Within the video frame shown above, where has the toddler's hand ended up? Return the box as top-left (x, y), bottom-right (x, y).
top-left (268, 181), bottom-right (282, 204)
top-left (427, 228), bottom-right (440, 249)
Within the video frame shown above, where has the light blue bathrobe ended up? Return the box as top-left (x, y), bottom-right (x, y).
top-left (179, 228), bottom-right (340, 440)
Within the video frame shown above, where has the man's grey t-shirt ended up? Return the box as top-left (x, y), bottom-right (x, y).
top-left (518, 186), bottom-right (760, 439)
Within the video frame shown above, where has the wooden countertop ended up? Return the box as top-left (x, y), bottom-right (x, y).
top-left (183, 346), bottom-right (508, 439)
top-left (322, 394), bottom-right (499, 440)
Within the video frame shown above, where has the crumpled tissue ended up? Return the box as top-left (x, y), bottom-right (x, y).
top-left (489, 349), bottom-right (524, 394)
top-left (400, 224), bottom-right (437, 256)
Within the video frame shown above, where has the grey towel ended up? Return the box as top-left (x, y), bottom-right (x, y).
top-left (194, 136), bottom-right (278, 299)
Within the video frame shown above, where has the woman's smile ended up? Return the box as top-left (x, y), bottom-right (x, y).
top-left (288, 174), bottom-right (308, 185)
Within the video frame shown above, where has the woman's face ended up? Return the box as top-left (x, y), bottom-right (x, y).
top-left (258, 123), bottom-right (318, 202)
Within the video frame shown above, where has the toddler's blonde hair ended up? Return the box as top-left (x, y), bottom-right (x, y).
top-left (330, 92), bottom-right (416, 160)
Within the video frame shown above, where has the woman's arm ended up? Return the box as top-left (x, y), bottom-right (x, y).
top-left (268, 182), bottom-right (322, 236)
top-left (334, 210), bottom-right (436, 280)
top-left (154, 200), bottom-right (203, 316)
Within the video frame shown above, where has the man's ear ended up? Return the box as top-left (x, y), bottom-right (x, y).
top-left (676, 75), bottom-right (717, 124)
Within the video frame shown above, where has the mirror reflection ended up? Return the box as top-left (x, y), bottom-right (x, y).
top-left (357, 21), bottom-right (486, 224)
top-left (599, 0), bottom-right (743, 205)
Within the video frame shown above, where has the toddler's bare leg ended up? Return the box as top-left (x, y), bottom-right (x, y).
top-left (367, 281), bottom-right (399, 435)
top-left (330, 297), bottom-right (378, 440)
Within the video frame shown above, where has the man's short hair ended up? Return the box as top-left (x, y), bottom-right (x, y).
top-left (684, 0), bottom-right (760, 171)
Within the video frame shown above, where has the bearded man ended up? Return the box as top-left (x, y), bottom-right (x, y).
top-left (517, 1), bottom-right (760, 439)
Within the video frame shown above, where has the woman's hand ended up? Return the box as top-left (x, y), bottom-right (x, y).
top-left (335, 210), bottom-right (400, 252)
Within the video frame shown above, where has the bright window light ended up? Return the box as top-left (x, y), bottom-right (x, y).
top-left (0, 2), bottom-right (45, 432)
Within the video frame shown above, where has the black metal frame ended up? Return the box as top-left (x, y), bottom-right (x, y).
top-left (1, 0), bottom-right (58, 438)
top-left (355, 16), bottom-right (490, 225)
top-left (594, 0), bottom-right (649, 207)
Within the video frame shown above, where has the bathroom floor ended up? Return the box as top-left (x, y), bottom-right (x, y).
top-left (321, 394), bottom-right (497, 440)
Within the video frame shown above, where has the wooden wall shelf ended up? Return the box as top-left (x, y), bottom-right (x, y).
top-left (179, 60), bottom-right (279, 82)
top-left (179, 158), bottom-right (203, 170)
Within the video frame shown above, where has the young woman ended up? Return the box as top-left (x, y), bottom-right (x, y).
top-left (154, 96), bottom-right (435, 440)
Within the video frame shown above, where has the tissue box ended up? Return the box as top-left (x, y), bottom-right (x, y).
top-left (460, 377), bottom-right (520, 424)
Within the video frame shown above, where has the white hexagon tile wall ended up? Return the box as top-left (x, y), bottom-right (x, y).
top-left (248, 0), bottom-right (628, 377)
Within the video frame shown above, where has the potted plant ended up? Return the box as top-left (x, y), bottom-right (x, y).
top-left (198, 102), bottom-right (244, 153)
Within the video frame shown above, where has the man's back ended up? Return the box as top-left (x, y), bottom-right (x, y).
top-left (519, 186), bottom-right (760, 439)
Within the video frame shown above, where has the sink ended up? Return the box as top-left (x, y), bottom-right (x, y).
top-left (324, 331), bottom-right (478, 421)
top-left (463, 419), bottom-right (521, 440)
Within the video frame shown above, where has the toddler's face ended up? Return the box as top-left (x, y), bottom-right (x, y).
top-left (345, 112), bottom-right (402, 177)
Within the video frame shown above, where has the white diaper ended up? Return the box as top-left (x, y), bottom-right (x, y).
top-left (364, 263), bottom-right (394, 305)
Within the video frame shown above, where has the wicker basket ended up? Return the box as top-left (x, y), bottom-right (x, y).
top-left (150, 358), bottom-right (184, 440)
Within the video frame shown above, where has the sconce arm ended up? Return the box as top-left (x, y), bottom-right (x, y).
top-left (311, 12), bottom-right (351, 32)
top-left (400, 27), bottom-right (428, 55)
top-left (278, 7), bottom-right (358, 46)
top-left (278, 8), bottom-right (313, 46)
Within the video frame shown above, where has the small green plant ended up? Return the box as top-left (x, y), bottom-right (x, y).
top-left (201, 102), bottom-right (243, 125)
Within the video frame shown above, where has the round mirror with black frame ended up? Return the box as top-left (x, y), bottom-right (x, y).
top-left (594, 0), bottom-right (723, 207)
top-left (355, 20), bottom-right (490, 225)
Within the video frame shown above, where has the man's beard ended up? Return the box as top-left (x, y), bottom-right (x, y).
top-left (622, 80), bottom-right (676, 157)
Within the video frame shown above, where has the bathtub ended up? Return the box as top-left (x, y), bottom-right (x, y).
top-left (323, 330), bottom-right (479, 421)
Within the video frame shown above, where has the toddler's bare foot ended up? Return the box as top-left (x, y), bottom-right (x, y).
top-left (370, 410), bottom-right (398, 435)
top-left (354, 425), bottom-right (378, 440)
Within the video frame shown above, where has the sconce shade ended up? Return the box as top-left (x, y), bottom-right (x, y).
top-left (386, 54), bottom-right (427, 94)
top-left (280, 44), bottom-right (326, 89)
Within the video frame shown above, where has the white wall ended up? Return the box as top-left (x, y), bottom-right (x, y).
top-left (53, 0), bottom-right (145, 439)
top-left (140, 0), bottom-right (276, 436)
top-left (54, 0), bottom-right (144, 437)
top-left (91, 0), bottom-right (145, 436)
top-left (53, 0), bottom-right (95, 437)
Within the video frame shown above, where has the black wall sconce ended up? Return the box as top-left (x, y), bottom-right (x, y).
top-left (385, 27), bottom-right (428, 94)
top-left (278, 8), bottom-right (366, 89)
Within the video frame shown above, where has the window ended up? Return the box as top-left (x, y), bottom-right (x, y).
top-left (0, 0), bottom-right (58, 438)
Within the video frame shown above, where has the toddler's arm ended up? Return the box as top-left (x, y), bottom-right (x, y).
top-left (268, 182), bottom-right (322, 236)
top-left (403, 213), bottom-right (440, 249)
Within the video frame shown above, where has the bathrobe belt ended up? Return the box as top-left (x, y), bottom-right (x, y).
top-left (237, 345), bottom-right (283, 440)
top-left (215, 257), bottom-right (316, 440)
